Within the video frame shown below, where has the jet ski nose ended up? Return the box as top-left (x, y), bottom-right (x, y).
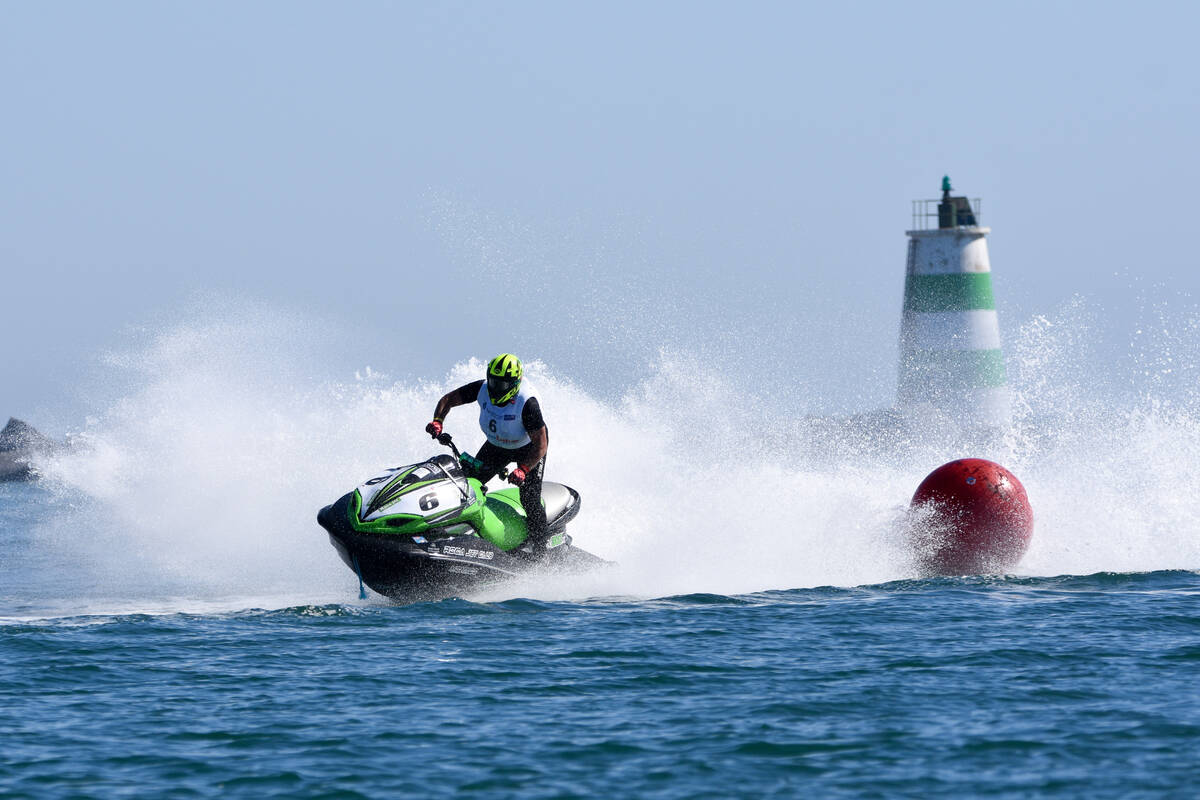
top-left (317, 496), bottom-right (355, 539)
top-left (317, 504), bottom-right (335, 530)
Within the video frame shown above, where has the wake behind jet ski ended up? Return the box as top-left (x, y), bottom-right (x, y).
top-left (317, 434), bottom-right (608, 601)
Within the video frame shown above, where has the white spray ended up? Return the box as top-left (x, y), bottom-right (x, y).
top-left (31, 296), bottom-right (1200, 610)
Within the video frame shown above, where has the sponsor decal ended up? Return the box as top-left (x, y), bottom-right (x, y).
top-left (441, 545), bottom-right (495, 560)
top-left (504, 414), bottom-right (516, 420)
top-left (448, 565), bottom-right (478, 575)
top-left (548, 533), bottom-right (566, 549)
top-left (412, 536), bottom-right (427, 544)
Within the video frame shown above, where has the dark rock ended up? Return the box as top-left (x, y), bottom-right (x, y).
top-left (0, 418), bottom-right (62, 482)
top-left (0, 451), bottom-right (34, 482)
top-left (0, 418), bottom-right (53, 452)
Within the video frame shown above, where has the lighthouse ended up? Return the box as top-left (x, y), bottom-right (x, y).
top-left (897, 177), bottom-right (1011, 430)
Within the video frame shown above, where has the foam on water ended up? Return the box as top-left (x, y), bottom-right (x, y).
top-left (26, 295), bottom-right (1200, 612)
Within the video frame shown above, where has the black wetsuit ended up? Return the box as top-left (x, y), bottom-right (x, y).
top-left (451, 380), bottom-right (549, 544)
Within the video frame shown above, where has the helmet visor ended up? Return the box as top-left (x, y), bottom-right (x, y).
top-left (487, 374), bottom-right (520, 404)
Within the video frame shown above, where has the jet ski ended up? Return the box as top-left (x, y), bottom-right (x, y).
top-left (317, 435), bottom-right (608, 601)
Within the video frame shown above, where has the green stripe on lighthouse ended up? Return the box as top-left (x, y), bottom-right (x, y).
top-left (903, 273), bottom-right (996, 312)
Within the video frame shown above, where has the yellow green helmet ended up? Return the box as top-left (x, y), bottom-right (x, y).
top-left (486, 353), bottom-right (523, 405)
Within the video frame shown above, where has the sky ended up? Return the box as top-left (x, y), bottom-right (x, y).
top-left (3, 1), bottom-right (1199, 431)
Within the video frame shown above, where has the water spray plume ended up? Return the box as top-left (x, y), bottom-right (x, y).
top-left (21, 294), bottom-right (1200, 610)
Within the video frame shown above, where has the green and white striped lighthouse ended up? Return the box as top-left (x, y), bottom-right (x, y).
top-left (898, 177), bottom-right (1010, 429)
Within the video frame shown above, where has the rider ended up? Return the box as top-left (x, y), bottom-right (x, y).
top-left (426, 354), bottom-right (550, 552)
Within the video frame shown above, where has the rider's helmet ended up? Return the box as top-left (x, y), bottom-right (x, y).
top-left (486, 353), bottom-right (523, 405)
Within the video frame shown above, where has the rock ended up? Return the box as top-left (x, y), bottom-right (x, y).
top-left (0, 418), bottom-right (62, 482)
top-left (0, 417), bottom-right (53, 452)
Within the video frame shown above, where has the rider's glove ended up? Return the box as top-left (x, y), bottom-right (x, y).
top-left (508, 466), bottom-right (527, 486)
top-left (425, 420), bottom-right (443, 439)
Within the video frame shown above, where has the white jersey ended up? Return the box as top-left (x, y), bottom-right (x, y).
top-left (477, 381), bottom-right (537, 449)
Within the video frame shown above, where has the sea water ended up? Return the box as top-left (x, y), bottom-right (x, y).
top-left (2, 304), bottom-right (1199, 798)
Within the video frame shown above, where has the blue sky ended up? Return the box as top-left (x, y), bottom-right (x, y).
top-left (3, 2), bottom-right (1198, 429)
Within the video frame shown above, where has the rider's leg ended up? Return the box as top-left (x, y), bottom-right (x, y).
top-left (518, 457), bottom-right (548, 546)
top-left (463, 442), bottom-right (507, 483)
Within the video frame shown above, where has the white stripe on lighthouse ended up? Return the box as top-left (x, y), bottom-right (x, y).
top-left (902, 310), bottom-right (1003, 351)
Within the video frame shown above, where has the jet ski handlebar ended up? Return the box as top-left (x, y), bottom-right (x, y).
top-left (434, 431), bottom-right (459, 458)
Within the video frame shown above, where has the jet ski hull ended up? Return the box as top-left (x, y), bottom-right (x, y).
top-left (317, 490), bottom-right (607, 602)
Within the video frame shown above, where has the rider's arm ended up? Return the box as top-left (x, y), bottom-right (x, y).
top-left (519, 397), bottom-right (548, 472)
top-left (521, 425), bottom-right (548, 473)
top-left (432, 380), bottom-right (484, 422)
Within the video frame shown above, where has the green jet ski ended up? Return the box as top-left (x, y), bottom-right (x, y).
top-left (317, 436), bottom-right (607, 601)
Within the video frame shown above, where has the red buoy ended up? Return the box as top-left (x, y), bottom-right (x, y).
top-left (909, 458), bottom-right (1033, 575)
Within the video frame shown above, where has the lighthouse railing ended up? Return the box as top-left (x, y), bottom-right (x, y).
top-left (911, 198), bottom-right (982, 230)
